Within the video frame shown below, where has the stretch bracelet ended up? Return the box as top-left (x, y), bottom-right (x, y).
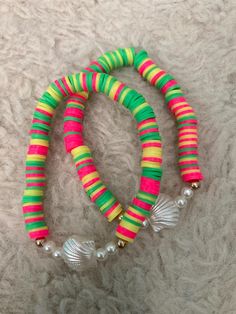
top-left (63, 48), bottom-right (203, 240)
top-left (22, 73), bottom-right (163, 269)
top-left (70, 47), bottom-right (204, 183)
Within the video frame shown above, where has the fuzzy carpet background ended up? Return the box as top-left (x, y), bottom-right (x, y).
top-left (0, 0), bottom-right (236, 313)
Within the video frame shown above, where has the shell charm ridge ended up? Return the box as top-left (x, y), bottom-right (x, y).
top-left (148, 193), bottom-right (180, 232)
top-left (62, 238), bottom-right (97, 271)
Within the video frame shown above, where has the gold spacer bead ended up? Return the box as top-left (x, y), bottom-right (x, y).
top-left (117, 239), bottom-right (128, 249)
top-left (35, 238), bottom-right (46, 247)
top-left (113, 211), bottom-right (124, 221)
top-left (117, 212), bottom-right (124, 221)
top-left (191, 182), bottom-right (201, 190)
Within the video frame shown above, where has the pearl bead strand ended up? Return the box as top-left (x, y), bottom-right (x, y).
top-left (175, 186), bottom-right (196, 209)
top-left (35, 182), bottom-right (200, 270)
top-left (141, 182), bottom-right (200, 229)
top-left (95, 241), bottom-right (118, 262)
top-left (37, 239), bottom-right (118, 264)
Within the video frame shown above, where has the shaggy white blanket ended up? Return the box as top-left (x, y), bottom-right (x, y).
top-left (0, 0), bottom-right (235, 313)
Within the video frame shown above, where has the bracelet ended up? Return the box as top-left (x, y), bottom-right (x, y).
top-left (23, 72), bottom-right (163, 270)
top-left (63, 48), bottom-right (203, 240)
top-left (71, 48), bottom-right (203, 182)
top-left (22, 48), bottom-right (203, 271)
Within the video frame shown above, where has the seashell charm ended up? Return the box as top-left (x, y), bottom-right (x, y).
top-left (148, 194), bottom-right (179, 232)
top-left (62, 238), bottom-right (97, 271)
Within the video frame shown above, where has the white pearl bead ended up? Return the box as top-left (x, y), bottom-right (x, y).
top-left (95, 248), bottom-right (108, 261)
top-left (52, 249), bottom-right (62, 259)
top-left (105, 242), bottom-right (117, 255)
top-left (43, 241), bottom-right (55, 254)
top-left (175, 196), bottom-right (187, 209)
top-left (181, 187), bottom-right (194, 199)
top-left (141, 219), bottom-right (149, 229)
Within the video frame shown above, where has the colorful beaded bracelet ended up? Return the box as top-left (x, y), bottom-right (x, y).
top-left (22, 72), bottom-right (163, 269)
top-left (63, 48), bottom-right (204, 241)
top-left (22, 47), bottom-right (203, 271)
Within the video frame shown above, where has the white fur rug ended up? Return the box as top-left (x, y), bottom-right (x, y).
top-left (0, 0), bottom-right (236, 313)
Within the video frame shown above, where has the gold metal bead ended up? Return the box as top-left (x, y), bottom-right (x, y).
top-left (113, 211), bottom-right (124, 221)
top-left (117, 239), bottom-right (128, 249)
top-left (191, 182), bottom-right (201, 190)
top-left (117, 212), bottom-right (124, 221)
top-left (35, 238), bottom-right (45, 247)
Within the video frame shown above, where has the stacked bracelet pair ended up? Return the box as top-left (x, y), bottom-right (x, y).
top-left (22, 48), bottom-right (203, 271)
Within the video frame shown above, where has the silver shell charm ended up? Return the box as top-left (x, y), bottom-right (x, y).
top-left (62, 238), bottom-right (97, 271)
top-left (148, 194), bottom-right (180, 232)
